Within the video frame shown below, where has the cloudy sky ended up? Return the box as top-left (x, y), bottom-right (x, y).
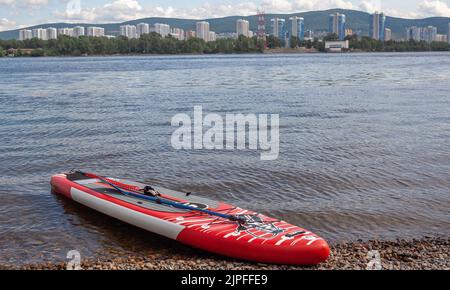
top-left (1, 0), bottom-right (450, 31)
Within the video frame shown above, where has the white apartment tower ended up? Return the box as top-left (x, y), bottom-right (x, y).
top-left (424, 26), bottom-right (437, 43)
top-left (236, 19), bottom-right (250, 37)
top-left (170, 28), bottom-right (185, 40)
top-left (289, 16), bottom-right (304, 39)
top-left (154, 23), bottom-right (170, 37)
top-left (58, 28), bottom-right (73, 37)
top-left (209, 31), bottom-right (216, 42)
top-left (448, 23), bottom-right (450, 44)
top-left (186, 30), bottom-right (196, 39)
top-left (46, 28), bottom-right (57, 40)
top-left (136, 23), bottom-right (150, 37)
top-left (73, 26), bottom-right (85, 37)
top-left (406, 26), bottom-right (437, 43)
top-left (384, 28), bottom-right (392, 41)
top-left (196, 21), bottom-right (210, 41)
top-left (120, 25), bottom-right (137, 38)
top-left (435, 34), bottom-right (448, 42)
top-left (32, 28), bottom-right (47, 40)
top-left (87, 27), bottom-right (105, 37)
top-left (19, 29), bottom-right (33, 40)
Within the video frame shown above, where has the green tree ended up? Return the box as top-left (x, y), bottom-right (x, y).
top-left (30, 48), bottom-right (45, 57)
top-left (290, 36), bottom-right (298, 48)
top-left (305, 40), bottom-right (313, 49)
top-left (312, 38), bottom-right (325, 52)
top-left (267, 35), bottom-right (282, 48)
top-left (324, 33), bottom-right (339, 41)
top-left (215, 38), bottom-right (234, 53)
top-left (2, 33), bottom-right (447, 56)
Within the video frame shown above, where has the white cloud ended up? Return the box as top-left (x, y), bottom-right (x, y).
top-left (10, 0), bottom-right (450, 28)
top-left (380, 9), bottom-right (420, 19)
top-left (260, 0), bottom-right (354, 13)
top-left (173, 2), bottom-right (258, 19)
top-left (418, 0), bottom-right (450, 17)
top-left (23, 0), bottom-right (48, 5)
top-left (261, 0), bottom-right (293, 12)
top-left (0, 0), bottom-right (50, 8)
top-left (358, 0), bottom-right (381, 13)
top-left (0, 0), bottom-right (15, 5)
top-left (357, 0), bottom-right (419, 18)
top-left (0, 17), bottom-right (16, 31)
top-left (52, 0), bottom-right (360, 23)
top-left (103, 0), bottom-right (142, 13)
top-left (54, 0), bottom-right (259, 22)
top-left (55, 0), bottom-right (144, 22)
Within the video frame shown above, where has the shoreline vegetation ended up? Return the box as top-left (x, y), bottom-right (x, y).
top-left (2, 237), bottom-right (448, 270)
top-left (1, 33), bottom-right (450, 57)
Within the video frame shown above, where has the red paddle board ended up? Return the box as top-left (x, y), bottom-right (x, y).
top-left (51, 172), bottom-right (330, 265)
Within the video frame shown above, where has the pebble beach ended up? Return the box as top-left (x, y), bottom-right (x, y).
top-left (3, 237), bottom-right (448, 270)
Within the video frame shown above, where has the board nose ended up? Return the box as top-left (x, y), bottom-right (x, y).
top-left (290, 238), bottom-right (331, 265)
top-left (308, 239), bottom-right (331, 264)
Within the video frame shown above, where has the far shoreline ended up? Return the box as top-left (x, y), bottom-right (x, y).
top-left (2, 49), bottom-right (450, 59)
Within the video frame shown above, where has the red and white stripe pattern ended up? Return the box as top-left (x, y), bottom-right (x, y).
top-left (164, 208), bottom-right (323, 246)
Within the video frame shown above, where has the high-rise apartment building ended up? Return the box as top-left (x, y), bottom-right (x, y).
top-left (196, 21), bottom-right (210, 41)
top-left (236, 19), bottom-right (250, 37)
top-left (271, 18), bottom-right (286, 40)
top-left (289, 16), bottom-right (305, 40)
top-left (57, 28), bottom-right (73, 37)
top-left (328, 12), bottom-right (346, 40)
top-left (435, 34), bottom-right (448, 42)
top-left (209, 31), bottom-right (216, 42)
top-left (87, 27), bottom-right (105, 37)
top-left (170, 28), bottom-right (185, 40)
top-left (73, 26), bottom-right (85, 38)
top-left (120, 25), bottom-right (137, 38)
top-left (384, 28), bottom-right (392, 41)
top-left (19, 29), bottom-right (32, 40)
top-left (369, 12), bottom-right (386, 40)
top-left (406, 26), bottom-right (437, 43)
top-left (46, 28), bottom-right (57, 40)
top-left (136, 23), bottom-right (150, 37)
top-left (304, 29), bottom-right (313, 41)
top-left (186, 30), bottom-right (196, 39)
top-left (154, 23), bottom-right (170, 37)
top-left (32, 28), bottom-right (47, 40)
top-left (448, 23), bottom-right (450, 44)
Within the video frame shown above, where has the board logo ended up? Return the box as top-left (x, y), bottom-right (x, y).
top-left (235, 215), bottom-right (284, 238)
top-left (179, 202), bottom-right (209, 210)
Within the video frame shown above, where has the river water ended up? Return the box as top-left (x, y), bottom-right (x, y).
top-left (0, 52), bottom-right (449, 265)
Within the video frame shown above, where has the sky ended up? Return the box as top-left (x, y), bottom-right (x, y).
top-left (1, 0), bottom-right (450, 31)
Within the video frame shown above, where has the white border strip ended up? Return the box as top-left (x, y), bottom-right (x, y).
top-left (71, 188), bottom-right (185, 240)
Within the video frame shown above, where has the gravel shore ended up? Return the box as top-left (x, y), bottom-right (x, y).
top-left (3, 237), bottom-right (449, 270)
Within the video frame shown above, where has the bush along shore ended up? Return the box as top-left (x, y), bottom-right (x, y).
top-left (1, 33), bottom-right (449, 57)
top-left (2, 237), bottom-right (448, 270)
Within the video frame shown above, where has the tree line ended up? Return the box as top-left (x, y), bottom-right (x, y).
top-left (0, 32), bottom-right (449, 57)
top-left (345, 34), bottom-right (450, 52)
top-left (0, 33), bottom-right (264, 56)
top-left (255, 33), bottom-right (449, 53)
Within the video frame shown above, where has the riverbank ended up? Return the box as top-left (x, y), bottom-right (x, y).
top-left (263, 47), bottom-right (319, 54)
top-left (3, 237), bottom-right (448, 270)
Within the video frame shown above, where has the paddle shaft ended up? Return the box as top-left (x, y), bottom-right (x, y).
top-left (79, 171), bottom-right (239, 222)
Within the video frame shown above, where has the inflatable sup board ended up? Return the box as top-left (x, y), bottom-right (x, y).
top-left (51, 171), bottom-right (330, 265)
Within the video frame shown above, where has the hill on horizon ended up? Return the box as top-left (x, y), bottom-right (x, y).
top-left (1, 9), bottom-right (449, 40)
